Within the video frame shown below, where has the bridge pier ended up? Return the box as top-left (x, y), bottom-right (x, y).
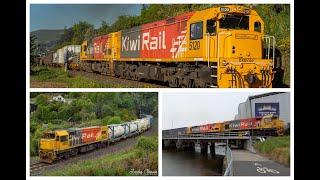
top-left (176, 140), bottom-right (195, 152)
top-left (200, 142), bottom-right (208, 155)
top-left (209, 142), bottom-right (216, 156)
top-left (163, 140), bottom-right (176, 149)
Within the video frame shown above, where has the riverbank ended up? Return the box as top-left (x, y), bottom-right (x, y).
top-left (254, 136), bottom-right (290, 166)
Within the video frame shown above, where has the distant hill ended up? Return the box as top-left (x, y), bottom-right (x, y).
top-left (31, 29), bottom-right (64, 44)
top-left (31, 29), bottom-right (64, 53)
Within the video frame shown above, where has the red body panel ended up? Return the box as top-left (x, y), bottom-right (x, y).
top-left (140, 12), bottom-right (194, 59)
top-left (81, 127), bottom-right (101, 143)
top-left (240, 118), bottom-right (259, 129)
top-left (93, 35), bottom-right (108, 59)
top-left (199, 124), bottom-right (213, 133)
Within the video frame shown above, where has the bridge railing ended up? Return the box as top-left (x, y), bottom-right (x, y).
top-left (163, 131), bottom-right (250, 139)
top-left (224, 146), bottom-right (233, 176)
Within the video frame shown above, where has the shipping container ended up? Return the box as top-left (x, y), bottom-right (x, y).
top-left (81, 126), bottom-right (102, 143)
top-left (108, 124), bottom-right (125, 139)
top-left (128, 122), bottom-right (138, 133)
top-left (123, 123), bottom-right (129, 135)
top-left (52, 48), bottom-right (65, 64)
top-left (64, 45), bottom-right (81, 61)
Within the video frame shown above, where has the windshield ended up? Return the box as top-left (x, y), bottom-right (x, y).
top-left (219, 14), bottom-right (249, 30)
top-left (42, 133), bottom-right (55, 139)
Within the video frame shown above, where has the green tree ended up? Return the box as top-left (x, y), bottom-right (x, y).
top-left (71, 21), bottom-right (95, 44)
top-left (97, 20), bottom-right (110, 36)
top-left (30, 34), bottom-right (38, 65)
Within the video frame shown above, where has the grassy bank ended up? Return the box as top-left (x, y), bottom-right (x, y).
top-left (254, 136), bottom-right (290, 166)
top-left (30, 66), bottom-right (115, 88)
top-left (44, 136), bottom-right (158, 176)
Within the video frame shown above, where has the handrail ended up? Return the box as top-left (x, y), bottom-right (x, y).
top-left (163, 131), bottom-right (250, 139)
top-left (263, 35), bottom-right (276, 68)
top-left (224, 146), bottom-right (233, 176)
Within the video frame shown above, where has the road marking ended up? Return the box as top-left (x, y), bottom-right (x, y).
top-left (254, 162), bottom-right (280, 174)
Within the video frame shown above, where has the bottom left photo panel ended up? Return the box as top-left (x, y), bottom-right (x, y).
top-left (29, 92), bottom-right (158, 176)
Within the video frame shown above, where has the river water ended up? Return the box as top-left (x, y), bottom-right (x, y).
top-left (162, 146), bottom-right (226, 176)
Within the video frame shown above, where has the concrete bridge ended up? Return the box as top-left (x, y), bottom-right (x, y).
top-left (163, 131), bottom-right (253, 156)
top-left (162, 131), bottom-right (290, 176)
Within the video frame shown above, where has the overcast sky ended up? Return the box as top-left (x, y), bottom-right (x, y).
top-left (162, 92), bottom-right (262, 130)
top-left (30, 4), bottom-right (142, 31)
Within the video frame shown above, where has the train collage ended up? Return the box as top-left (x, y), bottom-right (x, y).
top-left (27, 0), bottom-right (293, 180)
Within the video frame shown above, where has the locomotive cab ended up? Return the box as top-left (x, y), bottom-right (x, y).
top-left (39, 130), bottom-right (69, 163)
top-left (186, 5), bottom-right (275, 88)
top-left (39, 130), bottom-right (69, 151)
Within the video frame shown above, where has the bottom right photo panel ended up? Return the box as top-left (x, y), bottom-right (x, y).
top-left (162, 92), bottom-right (290, 176)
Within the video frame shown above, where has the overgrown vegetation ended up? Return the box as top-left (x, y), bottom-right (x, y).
top-left (254, 5), bottom-right (290, 85)
top-left (254, 136), bottom-right (290, 166)
top-left (30, 92), bottom-right (158, 156)
top-left (44, 136), bottom-right (158, 176)
top-left (30, 66), bottom-right (107, 88)
top-left (30, 66), bottom-right (160, 88)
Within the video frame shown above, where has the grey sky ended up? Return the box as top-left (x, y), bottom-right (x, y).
top-left (162, 92), bottom-right (262, 130)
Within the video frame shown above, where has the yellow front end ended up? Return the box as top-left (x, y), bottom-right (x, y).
top-left (184, 5), bottom-right (274, 88)
top-left (39, 130), bottom-right (70, 163)
top-left (272, 119), bottom-right (285, 136)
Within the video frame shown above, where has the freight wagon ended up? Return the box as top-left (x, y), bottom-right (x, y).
top-left (69, 5), bottom-right (275, 88)
top-left (52, 45), bottom-right (81, 66)
top-left (162, 127), bottom-right (188, 137)
top-left (39, 115), bottom-right (153, 163)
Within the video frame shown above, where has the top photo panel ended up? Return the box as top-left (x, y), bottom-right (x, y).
top-left (30, 4), bottom-right (290, 88)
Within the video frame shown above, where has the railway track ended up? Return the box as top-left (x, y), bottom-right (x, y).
top-left (30, 162), bottom-right (50, 175)
top-left (67, 69), bottom-right (168, 88)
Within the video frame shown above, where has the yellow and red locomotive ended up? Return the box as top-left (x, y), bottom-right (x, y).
top-left (68, 5), bottom-right (275, 88)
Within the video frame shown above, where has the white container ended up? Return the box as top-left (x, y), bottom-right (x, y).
top-left (109, 125), bottom-right (125, 138)
top-left (52, 48), bottom-right (64, 64)
top-left (63, 45), bottom-right (81, 62)
top-left (129, 122), bottom-right (138, 133)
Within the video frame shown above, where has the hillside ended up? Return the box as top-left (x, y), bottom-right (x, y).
top-left (31, 29), bottom-right (64, 44)
top-left (31, 29), bottom-right (64, 52)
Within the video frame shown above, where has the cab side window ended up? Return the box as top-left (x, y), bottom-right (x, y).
top-left (254, 21), bottom-right (261, 32)
top-left (60, 135), bottom-right (68, 142)
top-left (206, 19), bottom-right (216, 35)
top-left (190, 21), bottom-right (203, 40)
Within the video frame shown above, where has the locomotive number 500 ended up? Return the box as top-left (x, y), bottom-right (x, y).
top-left (189, 41), bottom-right (200, 50)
